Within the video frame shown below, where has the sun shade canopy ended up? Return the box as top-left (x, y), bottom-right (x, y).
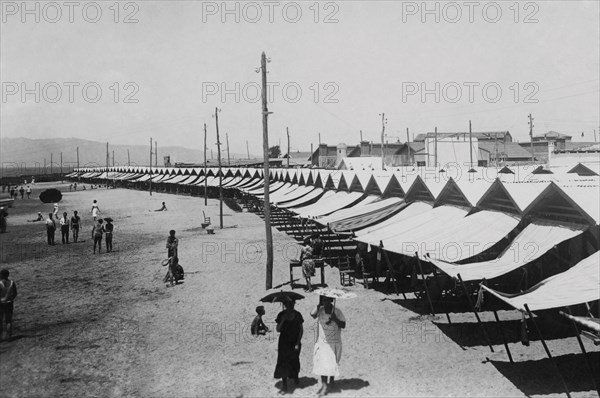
top-left (481, 251), bottom-right (600, 312)
top-left (429, 221), bottom-right (587, 281)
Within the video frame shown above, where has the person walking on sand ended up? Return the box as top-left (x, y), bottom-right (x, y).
top-left (71, 211), bottom-right (81, 242)
top-left (26, 186), bottom-right (31, 199)
top-left (91, 200), bottom-right (101, 221)
top-left (92, 218), bottom-right (104, 254)
top-left (274, 299), bottom-right (303, 394)
top-left (45, 213), bottom-right (56, 245)
top-left (311, 296), bottom-right (346, 396)
top-left (59, 212), bottom-right (70, 244)
top-left (166, 230), bottom-right (178, 259)
top-left (19, 186), bottom-right (24, 200)
top-left (104, 218), bottom-right (114, 252)
top-left (0, 269), bottom-right (18, 342)
top-left (53, 203), bottom-right (59, 220)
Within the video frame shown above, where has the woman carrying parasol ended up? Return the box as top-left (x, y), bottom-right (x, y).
top-left (261, 291), bottom-right (305, 394)
top-left (311, 289), bottom-right (353, 396)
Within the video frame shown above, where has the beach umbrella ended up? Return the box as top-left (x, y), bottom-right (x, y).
top-left (260, 290), bottom-right (305, 303)
top-left (313, 287), bottom-right (357, 300)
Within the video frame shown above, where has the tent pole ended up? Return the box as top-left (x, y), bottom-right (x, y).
top-left (523, 304), bottom-right (571, 398)
top-left (492, 309), bottom-right (513, 363)
top-left (415, 253), bottom-right (436, 316)
top-left (457, 273), bottom-right (494, 352)
top-left (431, 265), bottom-right (451, 323)
top-left (563, 306), bottom-right (600, 397)
top-left (381, 246), bottom-right (400, 296)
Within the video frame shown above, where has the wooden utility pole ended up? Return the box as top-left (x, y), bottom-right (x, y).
top-left (50, 153), bottom-right (53, 175)
top-left (155, 141), bottom-right (158, 167)
top-left (149, 137), bottom-right (153, 196)
top-left (246, 140), bottom-right (250, 159)
top-left (226, 133), bottom-right (231, 165)
top-left (380, 113), bottom-right (386, 169)
top-left (360, 130), bottom-right (363, 142)
top-left (469, 120), bottom-right (473, 170)
top-left (286, 127), bottom-right (290, 168)
top-left (215, 108), bottom-right (223, 228)
top-left (60, 152), bottom-right (63, 182)
top-left (318, 132), bottom-right (321, 145)
top-left (204, 123), bottom-right (208, 206)
top-left (406, 128), bottom-right (411, 165)
top-left (261, 52), bottom-right (274, 290)
top-left (106, 142), bottom-right (109, 189)
top-left (127, 149), bottom-right (130, 166)
top-left (112, 151), bottom-right (115, 167)
top-left (434, 127), bottom-right (438, 167)
top-left (528, 114), bottom-right (535, 162)
top-left (44, 158), bottom-right (46, 174)
top-left (76, 147), bottom-right (80, 181)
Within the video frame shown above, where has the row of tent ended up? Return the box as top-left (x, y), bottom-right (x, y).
top-left (70, 163), bottom-right (600, 395)
top-left (69, 163), bottom-right (599, 295)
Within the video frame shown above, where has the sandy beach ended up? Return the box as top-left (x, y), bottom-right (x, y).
top-left (0, 183), bottom-right (598, 398)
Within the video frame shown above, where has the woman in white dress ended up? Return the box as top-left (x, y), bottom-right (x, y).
top-left (310, 296), bottom-right (346, 396)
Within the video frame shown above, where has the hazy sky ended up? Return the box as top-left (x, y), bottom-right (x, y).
top-left (2, 1), bottom-right (599, 156)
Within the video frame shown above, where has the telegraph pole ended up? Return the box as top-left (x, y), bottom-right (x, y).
top-left (149, 137), bottom-right (153, 196)
top-left (246, 140), bottom-right (250, 159)
top-left (60, 152), bottom-right (63, 182)
top-left (226, 133), bottom-right (231, 166)
top-left (434, 127), bottom-right (438, 167)
top-left (127, 149), bottom-right (130, 166)
top-left (406, 128), bottom-right (411, 165)
top-left (112, 151), bottom-right (115, 167)
top-left (106, 142), bottom-right (109, 189)
top-left (215, 108), bottom-right (223, 228)
top-left (76, 146), bottom-right (80, 181)
top-left (380, 113), bottom-right (386, 169)
top-left (50, 153), bottom-right (53, 175)
top-left (204, 123), bottom-right (208, 206)
top-left (469, 121), bottom-right (473, 170)
top-left (360, 130), bottom-right (363, 142)
top-left (261, 52), bottom-right (274, 290)
top-left (528, 113), bottom-right (535, 162)
top-left (155, 141), bottom-right (158, 167)
top-left (286, 127), bottom-right (290, 168)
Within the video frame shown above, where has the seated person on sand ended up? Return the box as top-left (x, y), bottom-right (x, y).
top-left (206, 224), bottom-right (215, 234)
top-left (155, 202), bottom-right (167, 212)
top-left (251, 306), bottom-right (269, 336)
top-left (27, 212), bottom-right (44, 222)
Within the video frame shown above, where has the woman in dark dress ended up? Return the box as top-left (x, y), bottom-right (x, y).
top-left (274, 300), bottom-right (304, 393)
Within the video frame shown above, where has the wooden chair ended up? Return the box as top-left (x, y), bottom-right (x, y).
top-left (201, 211), bottom-right (211, 228)
top-left (338, 255), bottom-right (356, 287)
top-left (357, 253), bottom-right (375, 289)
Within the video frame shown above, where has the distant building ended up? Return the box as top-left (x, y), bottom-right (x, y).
top-left (414, 131), bottom-right (512, 143)
top-left (282, 150), bottom-right (312, 167)
top-left (520, 131), bottom-right (593, 163)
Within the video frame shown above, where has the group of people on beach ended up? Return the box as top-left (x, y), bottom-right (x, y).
top-left (3, 185), bottom-right (31, 200)
top-left (37, 199), bottom-right (114, 253)
top-left (253, 295), bottom-right (346, 396)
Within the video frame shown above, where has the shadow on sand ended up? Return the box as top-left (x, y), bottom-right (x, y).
top-left (489, 351), bottom-right (600, 396)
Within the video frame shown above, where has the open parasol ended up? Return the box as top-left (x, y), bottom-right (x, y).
top-left (313, 287), bottom-right (357, 300)
top-left (260, 290), bottom-right (305, 303)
